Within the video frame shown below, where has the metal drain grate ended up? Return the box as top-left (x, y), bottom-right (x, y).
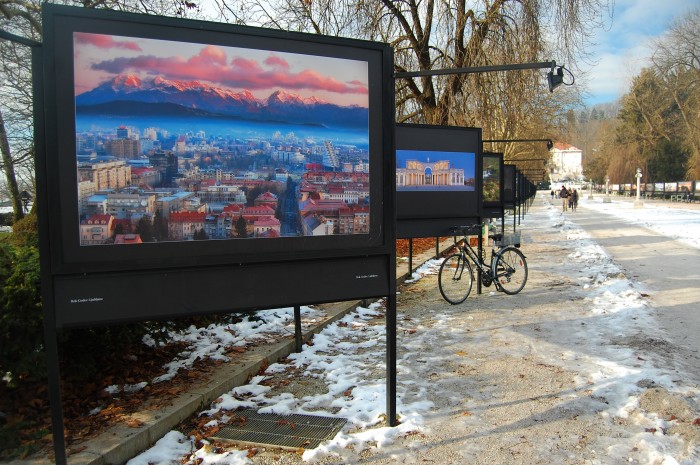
top-left (212, 410), bottom-right (347, 450)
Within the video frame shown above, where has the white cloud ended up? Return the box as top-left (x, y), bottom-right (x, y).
top-left (580, 0), bottom-right (697, 104)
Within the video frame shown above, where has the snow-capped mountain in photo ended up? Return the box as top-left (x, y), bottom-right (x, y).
top-left (75, 74), bottom-right (368, 128)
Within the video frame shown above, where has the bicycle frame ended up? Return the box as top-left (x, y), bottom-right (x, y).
top-left (449, 229), bottom-right (508, 290)
top-left (451, 230), bottom-right (495, 267)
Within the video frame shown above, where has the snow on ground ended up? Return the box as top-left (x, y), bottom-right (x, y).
top-left (119, 196), bottom-right (699, 464)
top-left (580, 196), bottom-right (700, 250)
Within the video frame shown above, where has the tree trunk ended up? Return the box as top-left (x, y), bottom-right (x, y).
top-left (0, 107), bottom-right (24, 223)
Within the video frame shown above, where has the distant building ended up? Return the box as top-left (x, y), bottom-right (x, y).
top-left (116, 125), bottom-right (131, 140)
top-left (253, 217), bottom-right (281, 237)
top-left (302, 212), bottom-right (333, 236)
top-left (168, 211), bottom-right (206, 240)
top-left (114, 233), bottom-right (143, 244)
top-left (549, 142), bottom-right (583, 183)
top-left (323, 140), bottom-right (340, 170)
top-left (104, 138), bottom-right (141, 159)
top-left (148, 151), bottom-right (178, 187)
top-left (156, 191), bottom-right (196, 218)
top-left (78, 159), bottom-right (131, 191)
top-left (254, 191), bottom-right (279, 209)
top-left (105, 192), bottom-right (156, 220)
top-left (204, 213), bottom-right (232, 239)
top-left (80, 214), bottom-right (114, 245)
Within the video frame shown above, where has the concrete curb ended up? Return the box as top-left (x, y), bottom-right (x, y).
top-left (62, 301), bottom-right (361, 465)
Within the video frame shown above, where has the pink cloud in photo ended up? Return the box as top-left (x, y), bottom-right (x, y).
top-left (74, 32), bottom-right (142, 51)
top-left (264, 55), bottom-right (290, 70)
top-left (91, 48), bottom-right (368, 97)
top-left (76, 34), bottom-right (369, 105)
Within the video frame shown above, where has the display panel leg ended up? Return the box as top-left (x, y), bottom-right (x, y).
top-left (408, 238), bottom-right (413, 278)
top-left (386, 291), bottom-right (397, 426)
top-left (477, 227), bottom-right (482, 295)
top-left (294, 305), bottom-right (303, 353)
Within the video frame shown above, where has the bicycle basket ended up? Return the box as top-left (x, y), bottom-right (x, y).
top-left (495, 232), bottom-right (521, 247)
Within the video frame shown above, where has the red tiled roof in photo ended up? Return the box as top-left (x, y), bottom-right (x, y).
top-left (82, 214), bottom-right (113, 225)
top-left (169, 211), bottom-right (206, 223)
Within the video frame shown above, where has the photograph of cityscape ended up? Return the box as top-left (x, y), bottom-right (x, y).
top-left (73, 32), bottom-right (371, 246)
top-left (396, 150), bottom-right (476, 191)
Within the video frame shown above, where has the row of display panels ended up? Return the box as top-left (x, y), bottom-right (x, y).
top-left (38, 5), bottom-right (533, 328)
top-left (611, 181), bottom-right (700, 195)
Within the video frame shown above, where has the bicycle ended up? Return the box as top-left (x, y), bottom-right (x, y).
top-left (438, 225), bottom-right (528, 304)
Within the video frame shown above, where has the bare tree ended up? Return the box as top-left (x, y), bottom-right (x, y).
top-left (0, 0), bottom-right (205, 222)
top-left (214, 0), bottom-right (607, 161)
top-left (651, 8), bottom-right (700, 179)
top-left (0, 0), bottom-right (41, 221)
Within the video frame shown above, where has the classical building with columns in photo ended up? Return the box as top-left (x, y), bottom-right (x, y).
top-left (396, 159), bottom-right (465, 188)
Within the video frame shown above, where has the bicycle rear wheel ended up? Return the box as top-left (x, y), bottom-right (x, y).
top-left (438, 253), bottom-right (473, 304)
top-left (493, 247), bottom-right (528, 295)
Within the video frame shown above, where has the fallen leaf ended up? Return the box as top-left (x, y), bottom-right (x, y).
top-left (126, 418), bottom-right (144, 428)
top-left (67, 445), bottom-right (87, 455)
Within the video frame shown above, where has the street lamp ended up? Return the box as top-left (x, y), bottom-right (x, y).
top-left (603, 176), bottom-right (611, 203)
top-left (634, 168), bottom-right (644, 208)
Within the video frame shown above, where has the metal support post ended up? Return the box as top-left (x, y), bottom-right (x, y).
top-left (294, 306), bottom-right (303, 352)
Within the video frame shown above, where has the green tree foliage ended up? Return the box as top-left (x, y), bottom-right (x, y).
top-left (235, 215), bottom-right (248, 238)
top-left (0, 243), bottom-right (44, 383)
top-left (8, 210), bottom-right (37, 248)
top-left (134, 216), bottom-right (155, 242)
top-left (153, 209), bottom-right (169, 241)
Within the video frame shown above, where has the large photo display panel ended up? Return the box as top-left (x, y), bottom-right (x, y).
top-left (481, 152), bottom-right (504, 219)
top-left (395, 124), bottom-right (481, 224)
top-left (503, 164), bottom-right (516, 205)
top-left (42, 5), bottom-right (393, 275)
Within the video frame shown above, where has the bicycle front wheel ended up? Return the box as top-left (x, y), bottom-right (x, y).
top-left (438, 253), bottom-right (473, 304)
top-left (493, 247), bottom-right (528, 295)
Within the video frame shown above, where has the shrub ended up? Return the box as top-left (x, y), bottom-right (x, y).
top-left (0, 243), bottom-right (44, 384)
top-left (9, 212), bottom-right (38, 248)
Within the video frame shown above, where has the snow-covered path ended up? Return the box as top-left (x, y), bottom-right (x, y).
top-left (121, 193), bottom-right (700, 465)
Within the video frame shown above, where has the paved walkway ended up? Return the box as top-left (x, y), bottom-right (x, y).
top-left (561, 195), bottom-right (700, 386)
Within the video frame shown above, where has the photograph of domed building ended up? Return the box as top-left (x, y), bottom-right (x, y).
top-left (396, 150), bottom-right (476, 191)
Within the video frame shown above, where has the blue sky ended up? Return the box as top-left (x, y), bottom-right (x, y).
top-left (582, 0), bottom-right (699, 105)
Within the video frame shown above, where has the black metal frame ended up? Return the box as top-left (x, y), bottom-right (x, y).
top-left (395, 123), bottom-right (482, 239)
top-left (35, 6), bottom-right (398, 464)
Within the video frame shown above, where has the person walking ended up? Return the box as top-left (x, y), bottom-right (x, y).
top-left (572, 189), bottom-right (579, 212)
top-left (559, 186), bottom-right (569, 211)
top-left (568, 188), bottom-right (574, 210)
top-left (550, 190), bottom-right (555, 200)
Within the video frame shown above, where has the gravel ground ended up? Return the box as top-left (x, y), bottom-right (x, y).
top-left (187, 199), bottom-right (700, 465)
